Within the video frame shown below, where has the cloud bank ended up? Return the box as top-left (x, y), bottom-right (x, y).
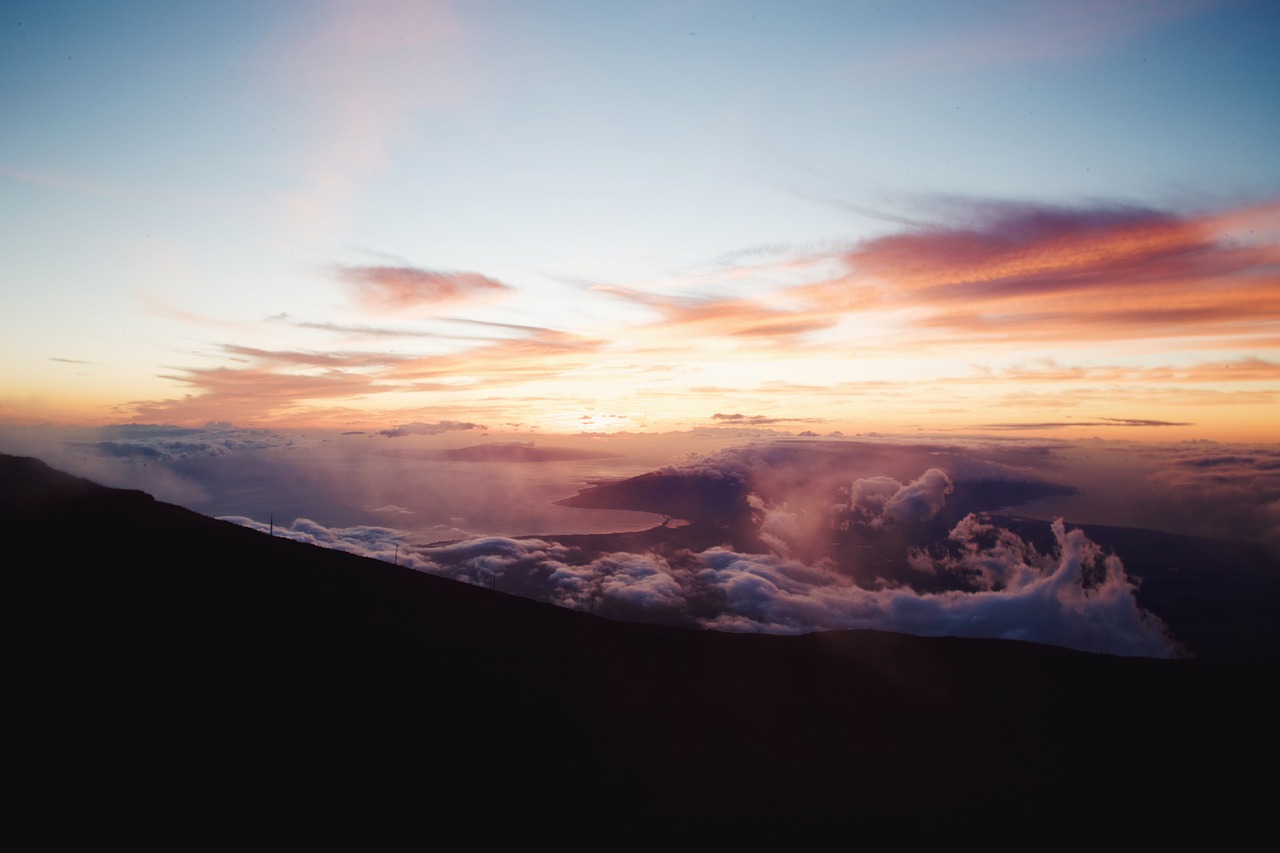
top-left (221, 439), bottom-right (1179, 658)
top-left (235, 504), bottom-right (1174, 658)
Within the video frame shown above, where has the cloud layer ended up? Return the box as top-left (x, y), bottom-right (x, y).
top-left (235, 505), bottom-right (1175, 658)
top-left (218, 438), bottom-right (1182, 658)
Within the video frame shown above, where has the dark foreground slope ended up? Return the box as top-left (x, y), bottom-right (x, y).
top-left (4, 454), bottom-right (1273, 837)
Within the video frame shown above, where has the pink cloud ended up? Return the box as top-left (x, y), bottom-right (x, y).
top-left (595, 285), bottom-right (837, 346)
top-left (795, 199), bottom-right (1280, 346)
top-left (336, 265), bottom-right (513, 313)
top-left (126, 364), bottom-right (394, 425)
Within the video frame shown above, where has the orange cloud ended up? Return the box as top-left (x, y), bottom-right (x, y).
top-left (967, 357), bottom-right (1280, 386)
top-left (126, 324), bottom-right (606, 426)
top-left (386, 328), bottom-right (605, 385)
top-left (127, 365), bottom-right (395, 425)
top-left (594, 285), bottom-right (837, 347)
top-left (795, 200), bottom-right (1280, 347)
top-left (554, 199), bottom-right (1278, 363)
top-left (221, 344), bottom-right (411, 369)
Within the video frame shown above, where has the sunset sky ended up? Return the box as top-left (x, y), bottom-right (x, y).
top-left (3, 0), bottom-right (1279, 441)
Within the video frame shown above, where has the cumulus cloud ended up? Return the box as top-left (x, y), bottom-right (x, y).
top-left (545, 551), bottom-right (700, 621)
top-left (657, 441), bottom-right (1063, 560)
top-left (230, 508), bottom-right (1177, 657)
top-left (842, 468), bottom-right (954, 528)
top-left (417, 536), bottom-right (574, 590)
top-left (884, 467), bottom-right (953, 523)
top-left (223, 516), bottom-right (422, 567)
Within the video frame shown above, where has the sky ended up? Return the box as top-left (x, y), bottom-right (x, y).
top-left (2, 0), bottom-right (1279, 441)
top-left (5, 2), bottom-right (1280, 658)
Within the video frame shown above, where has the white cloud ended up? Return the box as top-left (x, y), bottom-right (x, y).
top-left (228, 510), bottom-right (1178, 657)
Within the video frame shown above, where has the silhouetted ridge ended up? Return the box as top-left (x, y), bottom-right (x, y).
top-left (0, 453), bottom-right (122, 511)
top-left (3, 453), bottom-right (1272, 833)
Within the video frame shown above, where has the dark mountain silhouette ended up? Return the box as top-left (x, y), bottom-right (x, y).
top-left (4, 453), bottom-right (1273, 835)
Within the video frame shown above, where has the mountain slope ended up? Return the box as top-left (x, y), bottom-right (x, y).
top-left (4, 453), bottom-right (1272, 833)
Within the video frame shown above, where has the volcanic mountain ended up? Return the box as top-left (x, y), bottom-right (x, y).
top-left (4, 453), bottom-right (1272, 835)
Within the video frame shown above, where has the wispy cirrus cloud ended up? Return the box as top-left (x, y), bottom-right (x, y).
top-left (966, 357), bottom-right (1280, 385)
top-left (221, 344), bottom-right (412, 370)
top-left (593, 284), bottom-right (837, 347)
top-left (384, 327), bottom-right (604, 386)
top-left (273, 314), bottom-right (560, 346)
top-left (127, 364), bottom-right (395, 425)
top-left (274, 1), bottom-right (472, 240)
top-left (126, 323), bottom-right (605, 425)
